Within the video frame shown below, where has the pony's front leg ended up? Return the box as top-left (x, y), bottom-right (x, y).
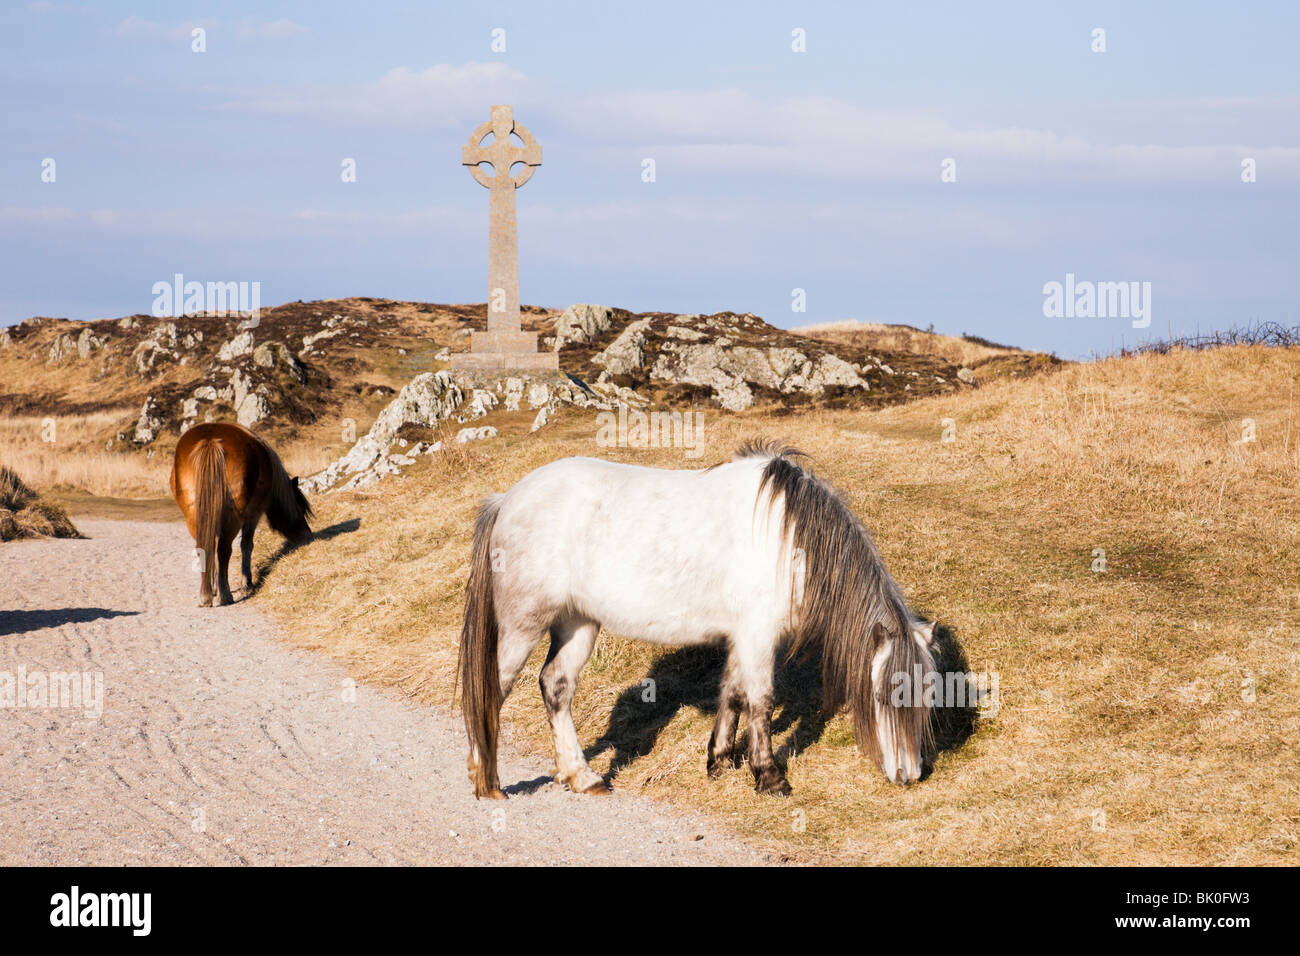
top-left (707, 652), bottom-right (745, 778)
top-left (539, 618), bottom-right (607, 795)
top-left (734, 630), bottom-right (792, 796)
top-left (239, 519), bottom-right (256, 594)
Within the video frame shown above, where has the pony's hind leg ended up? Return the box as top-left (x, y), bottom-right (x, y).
top-left (539, 617), bottom-right (607, 794)
top-left (465, 623), bottom-right (546, 799)
top-left (216, 531), bottom-right (236, 606)
top-left (707, 651), bottom-right (745, 778)
top-left (197, 561), bottom-right (213, 608)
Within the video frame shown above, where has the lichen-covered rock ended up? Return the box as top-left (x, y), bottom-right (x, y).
top-left (957, 367), bottom-right (976, 384)
top-left (131, 322), bottom-right (178, 376)
top-left (503, 377), bottom-right (524, 412)
top-left (593, 318), bottom-right (651, 376)
top-left (230, 367), bottom-right (270, 426)
top-left (554, 303), bottom-right (613, 349)
top-left (456, 425), bottom-right (498, 444)
top-left (132, 396), bottom-right (165, 444)
top-left (253, 341), bottom-right (307, 383)
top-left (526, 382), bottom-right (550, 409)
top-left (76, 328), bottom-right (104, 359)
top-left (47, 332), bottom-right (75, 365)
top-left (462, 388), bottom-right (498, 421)
top-left (665, 323), bottom-right (706, 341)
top-left (650, 343), bottom-right (755, 410)
top-left (217, 330), bottom-right (255, 362)
top-left (302, 371), bottom-right (464, 493)
top-left (649, 341), bottom-right (868, 411)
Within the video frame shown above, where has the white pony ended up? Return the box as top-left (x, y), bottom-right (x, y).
top-left (457, 440), bottom-right (938, 798)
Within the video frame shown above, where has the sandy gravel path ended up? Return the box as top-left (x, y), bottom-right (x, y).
top-left (0, 520), bottom-right (765, 865)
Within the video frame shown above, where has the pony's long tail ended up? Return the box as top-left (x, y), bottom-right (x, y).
top-left (192, 438), bottom-right (227, 600)
top-left (457, 496), bottom-right (503, 798)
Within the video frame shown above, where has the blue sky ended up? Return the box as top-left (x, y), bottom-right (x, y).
top-left (2, 0), bottom-right (1297, 358)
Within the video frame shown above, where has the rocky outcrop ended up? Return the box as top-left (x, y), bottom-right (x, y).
top-left (592, 318), bottom-right (652, 377)
top-left (302, 371), bottom-right (467, 492)
top-left (549, 305), bottom-right (964, 412)
top-left (131, 322), bottom-right (178, 376)
top-left (47, 332), bottom-right (75, 365)
top-left (217, 330), bottom-right (255, 362)
top-left (553, 303), bottom-right (613, 349)
top-left (456, 425), bottom-right (498, 444)
top-left (230, 367), bottom-right (271, 427)
top-left (253, 341), bottom-right (307, 383)
top-left (649, 342), bottom-right (869, 412)
top-left (303, 369), bottom-right (627, 494)
top-left (131, 396), bottom-right (165, 444)
top-left (76, 328), bottom-right (105, 359)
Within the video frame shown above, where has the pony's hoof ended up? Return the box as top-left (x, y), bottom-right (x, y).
top-left (755, 771), bottom-right (793, 797)
top-left (707, 752), bottom-right (740, 779)
top-left (475, 788), bottom-right (507, 800)
top-left (579, 780), bottom-right (612, 796)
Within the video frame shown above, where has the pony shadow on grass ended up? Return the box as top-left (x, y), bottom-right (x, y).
top-left (0, 608), bottom-right (139, 638)
top-left (247, 517), bottom-right (361, 596)
top-left (586, 623), bottom-right (980, 786)
top-left (585, 645), bottom-right (828, 781)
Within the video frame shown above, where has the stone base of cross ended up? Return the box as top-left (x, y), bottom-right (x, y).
top-left (450, 105), bottom-right (558, 372)
top-left (450, 329), bottom-right (559, 371)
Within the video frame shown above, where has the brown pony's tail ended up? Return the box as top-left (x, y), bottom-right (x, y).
top-left (192, 438), bottom-right (227, 600)
top-left (456, 496), bottom-right (504, 799)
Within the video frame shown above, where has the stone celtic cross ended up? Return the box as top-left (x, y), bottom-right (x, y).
top-left (451, 104), bottom-right (557, 370)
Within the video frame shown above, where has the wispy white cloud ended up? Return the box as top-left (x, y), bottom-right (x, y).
top-left (563, 89), bottom-right (1300, 184)
top-left (113, 16), bottom-right (216, 41)
top-left (237, 17), bottom-right (308, 40)
top-left (0, 206), bottom-right (75, 225)
top-left (212, 62), bottom-right (528, 127)
top-left (113, 16), bottom-right (308, 42)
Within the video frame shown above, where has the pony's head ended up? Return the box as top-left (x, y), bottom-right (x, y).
top-left (868, 618), bottom-right (938, 784)
top-left (268, 473), bottom-right (314, 544)
top-left (749, 442), bottom-right (938, 786)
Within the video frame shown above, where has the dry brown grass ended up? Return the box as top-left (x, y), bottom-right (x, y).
top-left (0, 465), bottom-right (82, 541)
top-left (252, 345), bottom-right (1299, 864)
top-left (0, 413), bottom-right (169, 497)
top-left (796, 320), bottom-right (1024, 367)
top-left (0, 413), bottom-right (353, 502)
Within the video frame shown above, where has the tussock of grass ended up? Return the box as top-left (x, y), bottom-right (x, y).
top-left (0, 465), bottom-right (82, 541)
top-left (254, 345), bottom-right (1300, 865)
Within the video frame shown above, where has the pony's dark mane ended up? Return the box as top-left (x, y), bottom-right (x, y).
top-left (263, 438), bottom-right (312, 537)
top-left (745, 443), bottom-right (934, 767)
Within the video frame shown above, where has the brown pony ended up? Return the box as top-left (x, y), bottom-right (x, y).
top-left (170, 422), bottom-right (313, 606)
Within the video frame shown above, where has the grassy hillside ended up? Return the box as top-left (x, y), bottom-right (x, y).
top-left (1, 300), bottom-right (1014, 498)
top-left (250, 343), bottom-right (1300, 865)
top-left (795, 319), bottom-right (1059, 382)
